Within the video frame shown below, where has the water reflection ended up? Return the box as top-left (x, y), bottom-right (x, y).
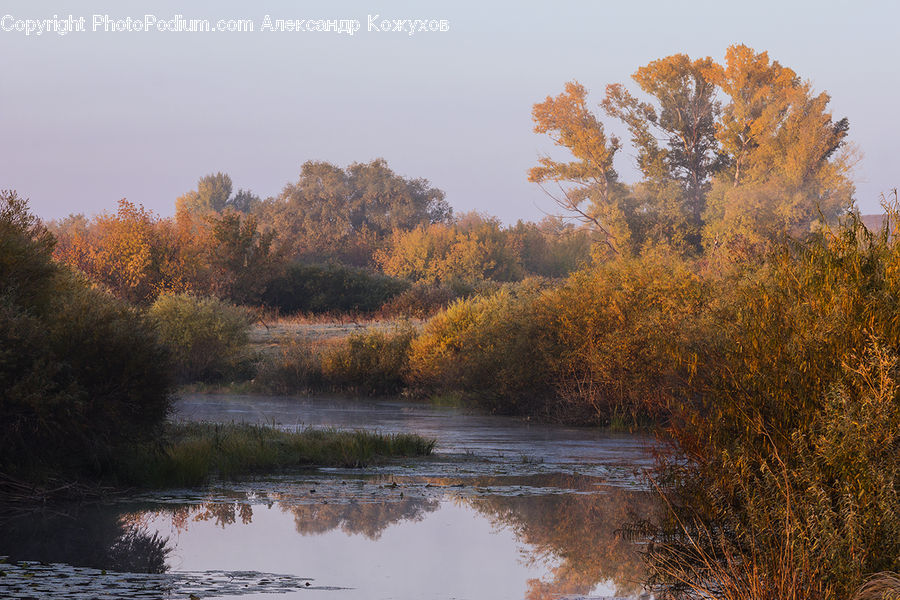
top-left (1, 396), bottom-right (658, 599)
top-left (0, 504), bottom-right (168, 573)
top-left (466, 485), bottom-right (653, 598)
top-left (132, 473), bottom-right (650, 598)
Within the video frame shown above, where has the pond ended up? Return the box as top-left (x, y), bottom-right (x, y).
top-left (0, 394), bottom-right (659, 600)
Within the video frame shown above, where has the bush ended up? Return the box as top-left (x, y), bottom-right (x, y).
top-left (321, 324), bottom-right (416, 395)
top-left (541, 247), bottom-right (714, 424)
top-left (650, 212), bottom-right (900, 600)
top-left (148, 293), bottom-right (251, 383)
top-left (0, 191), bottom-right (172, 478)
top-left (377, 282), bottom-right (458, 318)
top-left (262, 262), bottom-right (408, 315)
top-left (408, 281), bottom-right (557, 415)
top-left (252, 335), bottom-right (325, 393)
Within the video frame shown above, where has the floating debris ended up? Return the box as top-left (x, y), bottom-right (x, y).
top-left (0, 559), bottom-right (346, 599)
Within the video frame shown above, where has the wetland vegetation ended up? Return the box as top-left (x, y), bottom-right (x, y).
top-left (2, 42), bottom-right (899, 600)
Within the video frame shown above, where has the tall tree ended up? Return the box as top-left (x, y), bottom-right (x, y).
top-left (176, 172), bottom-right (234, 215)
top-left (602, 54), bottom-right (720, 250)
top-left (704, 44), bottom-right (853, 245)
top-left (528, 81), bottom-right (624, 252)
top-left (258, 159), bottom-right (451, 265)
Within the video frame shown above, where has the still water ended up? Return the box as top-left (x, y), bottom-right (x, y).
top-left (0, 394), bottom-right (658, 600)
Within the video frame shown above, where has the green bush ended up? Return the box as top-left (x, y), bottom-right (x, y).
top-left (148, 293), bottom-right (251, 383)
top-left (262, 262), bottom-right (408, 315)
top-left (0, 191), bottom-right (172, 478)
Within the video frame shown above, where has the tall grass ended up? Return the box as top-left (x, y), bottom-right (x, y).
top-left (252, 324), bottom-right (415, 395)
top-left (648, 208), bottom-right (900, 600)
top-left (121, 422), bottom-right (435, 488)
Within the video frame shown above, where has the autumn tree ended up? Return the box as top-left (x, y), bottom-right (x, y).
top-left (52, 200), bottom-right (207, 304)
top-left (528, 81), bottom-right (626, 253)
top-left (531, 45), bottom-right (853, 255)
top-left (205, 210), bottom-right (279, 304)
top-left (703, 45), bottom-right (853, 245)
top-left (176, 172), bottom-right (234, 215)
top-left (257, 159), bottom-right (451, 265)
top-left (602, 54), bottom-right (721, 252)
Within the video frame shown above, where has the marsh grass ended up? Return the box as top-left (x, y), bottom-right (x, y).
top-left (121, 422), bottom-right (436, 488)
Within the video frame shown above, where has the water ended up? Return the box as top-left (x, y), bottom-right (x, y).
top-left (0, 394), bottom-right (658, 600)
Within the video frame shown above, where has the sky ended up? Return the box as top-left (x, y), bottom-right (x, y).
top-left (1, 0), bottom-right (898, 223)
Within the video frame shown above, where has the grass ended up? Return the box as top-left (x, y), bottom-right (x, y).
top-left (121, 422), bottom-right (436, 488)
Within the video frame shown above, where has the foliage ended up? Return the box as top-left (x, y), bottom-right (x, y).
top-left (508, 216), bottom-right (593, 278)
top-left (1, 191), bottom-right (172, 478)
top-left (148, 293), bottom-right (251, 383)
top-left (528, 81), bottom-right (624, 250)
top-left (51, 199), bottom-right (196, 304)
top-left (204, 209), bottom-right (279, 304)
top-left (377, 282), bottom-right (459, 318)
top-left (255, 159), bottom-right (451, 265)
top-left (175, 172), bottom-right (261, 215)
top-left (320, 324), bottom-right (416, 395)
top-left (252, 335), bottom-right (326, 394)
top-left (262, 261), bottom-right (409, 315)
top-left (542, 247), bottom-right (713, 424)
top-left (649, 210), bottom-right (900, 600)
top-left (408, 281), bottom-right (557, 415)
top-left (703, 45), bottom-right (854, 247)
top-left (532, 44), bottom-right (853, 257)
top-left (375, 213), bottom-right (571, 284)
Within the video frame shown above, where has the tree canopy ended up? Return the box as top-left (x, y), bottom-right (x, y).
top-left (531, 44), bottom-right (854, 256)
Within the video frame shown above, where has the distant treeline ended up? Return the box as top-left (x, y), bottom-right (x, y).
top-left (48, 159), bottom-right (594, 314)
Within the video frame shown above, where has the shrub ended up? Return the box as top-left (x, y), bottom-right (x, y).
top-left (408, 281), bottom-right (557, 415)
top-left (0, 191), bottom-right (172, 478)
top-left (148, 293), bottom-right (251, 383)
top-left (261, 261), bottom-right (408, 315)
top-left (377, 282), bottom-right (458, 318)
top-left (321, 323), bottom-right (416, 395)
top-left (650, 211), bottom-right (900, 600)
top-left (541, 247), bottom-right (714, 424)
top-left (252, 335), bottom-right (325, 393)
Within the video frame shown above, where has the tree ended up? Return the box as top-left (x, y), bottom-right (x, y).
top-left (602, 54), bottom-right (720, 251)
top-left (175, 172), bottom-right (233, 215)
top-left (703, 44), bottom-right (854, 245)
top-left (1, 191), bottom-right (172, 476)
top-left (53, 200), bottom-right (201, 304)
top-left (206, 210), bottom-right (278, 304)
top-left (529, 45), bottom-right (854, 255)
top-left (258, 159), bottom-right (451, 265)
top-left (528, 81), bottom-right (625, 252)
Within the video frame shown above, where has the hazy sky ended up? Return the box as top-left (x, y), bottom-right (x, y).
top-left (2, 0), bottom-right (897, 223)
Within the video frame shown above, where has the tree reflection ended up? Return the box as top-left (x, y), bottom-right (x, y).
top-left (280, 497), bottom-right (439, 540)
top-left (0, 505), bottom-right (169, 573)
top-left (151, 491), bottom-right (439, 541)
top-left (461, 475), bottom-right (654, 598)
top-left (1, 473), bottom-right (655, 595)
